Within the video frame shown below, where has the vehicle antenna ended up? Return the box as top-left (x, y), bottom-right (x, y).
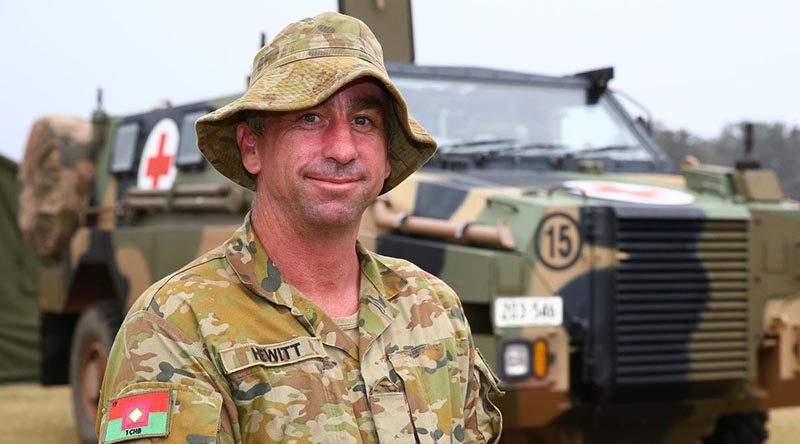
top-left (96, 88), bottom-right (104, 111)
top-left (744, 122), bottom-right (754, 158)
top-left (247, 32), bottom-right (269, 88)
top-left (735, 122), bottom-right (761, 169)
top-left (90, 87), bottom-right (109, 161)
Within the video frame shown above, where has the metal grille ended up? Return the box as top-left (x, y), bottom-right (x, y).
top-left (614, 217), bottom-right (750, 385)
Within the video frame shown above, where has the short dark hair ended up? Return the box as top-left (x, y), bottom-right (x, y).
top-left (245, 111), bottom-right (266, 136)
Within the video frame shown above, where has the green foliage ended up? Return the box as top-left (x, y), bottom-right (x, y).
top-left (653, 122), bottom-right (800, 200)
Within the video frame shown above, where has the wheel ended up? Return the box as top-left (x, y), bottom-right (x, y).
top-left (69, 300), bottom-right (122, 444)
top-left (702, 411), bottom-right (769, 444)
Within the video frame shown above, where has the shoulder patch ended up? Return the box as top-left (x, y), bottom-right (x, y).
top-left (104, 390), bottom-right (172, 443)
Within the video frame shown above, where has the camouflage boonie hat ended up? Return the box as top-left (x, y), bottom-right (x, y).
top-left (196, 12), bottom-right (437, 194)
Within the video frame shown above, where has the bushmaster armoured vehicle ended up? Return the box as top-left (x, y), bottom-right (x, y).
top-left (22, 61), bottom-right (800, 444)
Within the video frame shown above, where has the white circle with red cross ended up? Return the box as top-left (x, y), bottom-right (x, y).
top-left (137, 118), bottom-right (179, 191)
top-left (563, 180), bottom-right (695, 205)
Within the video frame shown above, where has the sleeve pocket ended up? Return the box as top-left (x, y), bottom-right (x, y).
top-left (98, 381), bottom-right (222, 443)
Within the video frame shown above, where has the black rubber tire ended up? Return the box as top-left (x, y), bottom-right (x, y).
top-left (69, 300), bottom-right (122, 444)
top-left (40, 312), bottom-right (79, 385)
top-left (702, 411), bottom-right (769, 444)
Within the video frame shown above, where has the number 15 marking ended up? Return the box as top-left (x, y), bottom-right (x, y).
top-left (535, 212), bottom-right (582, 270)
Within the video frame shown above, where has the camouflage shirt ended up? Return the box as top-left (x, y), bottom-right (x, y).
top-left (97, 215), bottom-right (502, 443)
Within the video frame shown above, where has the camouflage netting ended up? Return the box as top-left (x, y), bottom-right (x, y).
top-left (0, 155), bottom-right (40, 382)
top-left (18, 115), bottom-right (94, 260)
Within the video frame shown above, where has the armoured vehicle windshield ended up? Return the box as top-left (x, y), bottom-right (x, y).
top-left (393, 73), bottom-right (654, 162)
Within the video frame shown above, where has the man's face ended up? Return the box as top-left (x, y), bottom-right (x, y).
top-left (237, 78), bottom-right (391, 228)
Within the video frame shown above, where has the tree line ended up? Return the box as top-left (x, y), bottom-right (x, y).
top-left (652, 122), bottom-right (800, 200)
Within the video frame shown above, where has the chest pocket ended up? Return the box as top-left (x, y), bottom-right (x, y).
top-left (373, 338), bottom-right (467, 444)
top-left (219, 337), bottom-right (356, 443)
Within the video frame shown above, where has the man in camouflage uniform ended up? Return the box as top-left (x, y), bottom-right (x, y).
top-left (97, 12), bottom-right (502, 444)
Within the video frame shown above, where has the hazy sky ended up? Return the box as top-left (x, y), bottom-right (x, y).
top-left (2, 0), bottom-right (798, 162)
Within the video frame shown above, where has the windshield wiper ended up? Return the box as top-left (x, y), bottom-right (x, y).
top-left (436, 140), bottom-right (577, 166)
top-left (503, 143), bottom-right (641, 158)
top-left (563, 144), bottom-right (642, 158)
top-left (431, 137), bottom-right (520, 169)
top-left (437, 137), bottom-right (518, 155)
top-left (498, 142), bottom-right (570, 155)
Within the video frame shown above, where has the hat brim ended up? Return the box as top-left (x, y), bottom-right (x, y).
top-left (196, 55), bottom-right (436, 194)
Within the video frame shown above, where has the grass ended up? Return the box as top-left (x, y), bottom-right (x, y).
top-left (0, 383), bottom-right (80, 444)
top-left (767, 407), bottom-right (800, 444)
top-left (0, 382), bottom-right (798, 443)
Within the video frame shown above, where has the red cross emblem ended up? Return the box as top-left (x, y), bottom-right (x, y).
top-left (563, 180), bottom-right (695, 205)
top-left (591, 183), bottom-right (660, 199)
top-left (137, 118), bottom-right (179, 191)
top-left (145, 132), bottom-right (173, 188)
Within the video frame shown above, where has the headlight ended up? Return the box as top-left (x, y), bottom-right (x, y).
top-left (501, 341), bottom-right (532, 378)
top-left (500, 339), bottom-right (550, 380)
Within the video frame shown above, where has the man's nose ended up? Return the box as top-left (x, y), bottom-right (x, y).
top-left (322, 118), bottom-right (359, 165)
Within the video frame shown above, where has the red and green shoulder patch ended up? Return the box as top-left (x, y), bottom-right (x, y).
top-left (104, 390), bottom-right (172, 443)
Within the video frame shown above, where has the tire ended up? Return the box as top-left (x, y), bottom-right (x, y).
top-left (702, 411), bottom-right (769, 444)
top-left (69, 300), bottom-right (123, 444)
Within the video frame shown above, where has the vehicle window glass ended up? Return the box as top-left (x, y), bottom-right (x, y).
top-left (394, 77), bottom-right (653, 161)
top-left (559, 98), bottom-right (651, 160)
top-left (109, 122), bottom-right (140, 173)
top-left (177, 110), bottom-right (207, 167)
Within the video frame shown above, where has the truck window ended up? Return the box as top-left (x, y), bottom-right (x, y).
top-left (394, 76), bottom-right (655, 161)
top-left (109, 122), bottom-right (140, 174)
top-left (176, 110), bottom-right (207, 167)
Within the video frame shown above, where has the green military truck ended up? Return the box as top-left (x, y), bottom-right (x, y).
top-left (22, 60), bottom-right (800, 444)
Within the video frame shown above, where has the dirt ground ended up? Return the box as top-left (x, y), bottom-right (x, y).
top-left (1, 383), bottom-right (798, 443)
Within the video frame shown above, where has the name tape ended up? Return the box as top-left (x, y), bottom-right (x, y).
top-left (219, 336), bottom-right (325, 374)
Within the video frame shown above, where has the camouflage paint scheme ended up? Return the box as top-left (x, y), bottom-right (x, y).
top-left (17, 115), bottom-right (94, 261)
top-left (33, 68), bottom-right (800, 444)
top-left (359, 161), bottom-right (800, 442)
top-left (36, 92), bottom-right (245, 316)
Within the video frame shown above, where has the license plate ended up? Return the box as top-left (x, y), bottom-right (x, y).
top-left (493, 296), bottom-right (563, 328)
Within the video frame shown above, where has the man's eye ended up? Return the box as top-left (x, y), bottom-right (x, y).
top-left (302, 114), bottom-right (319, 123)
top-left (353, 116), bottom-right (371, 126)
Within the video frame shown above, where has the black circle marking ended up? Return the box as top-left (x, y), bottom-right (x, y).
top-left (534, 212), bottom-right (583, 270)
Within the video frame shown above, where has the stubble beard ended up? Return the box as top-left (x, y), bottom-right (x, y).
top-left (255, 176), bottom-right (377, 233)
top-left (295, 192), bottom-right (371, 228)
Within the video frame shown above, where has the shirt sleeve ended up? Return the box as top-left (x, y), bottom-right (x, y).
top-left (96, 309), bottom-right (237, 444)
top-left (463, 346), bottom-right (504, 444)
top-left (424, 271), bottom-right (504, 443)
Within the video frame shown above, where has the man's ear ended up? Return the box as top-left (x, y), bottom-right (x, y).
top-left (384, 157), bottom-right (391, 180)
top-left (236, 122), bottom-right (261, 175)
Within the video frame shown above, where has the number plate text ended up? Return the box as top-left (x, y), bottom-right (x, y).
top-left (493, 296), bottom-right (563, 328)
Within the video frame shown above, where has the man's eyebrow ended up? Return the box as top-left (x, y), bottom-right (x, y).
top-left (317, 95), bottom-right (387, 112)
top-left (347, 96), bottom-right (387, 112)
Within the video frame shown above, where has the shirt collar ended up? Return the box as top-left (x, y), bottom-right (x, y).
top-left (224, 212), bottom-right (407, 359)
